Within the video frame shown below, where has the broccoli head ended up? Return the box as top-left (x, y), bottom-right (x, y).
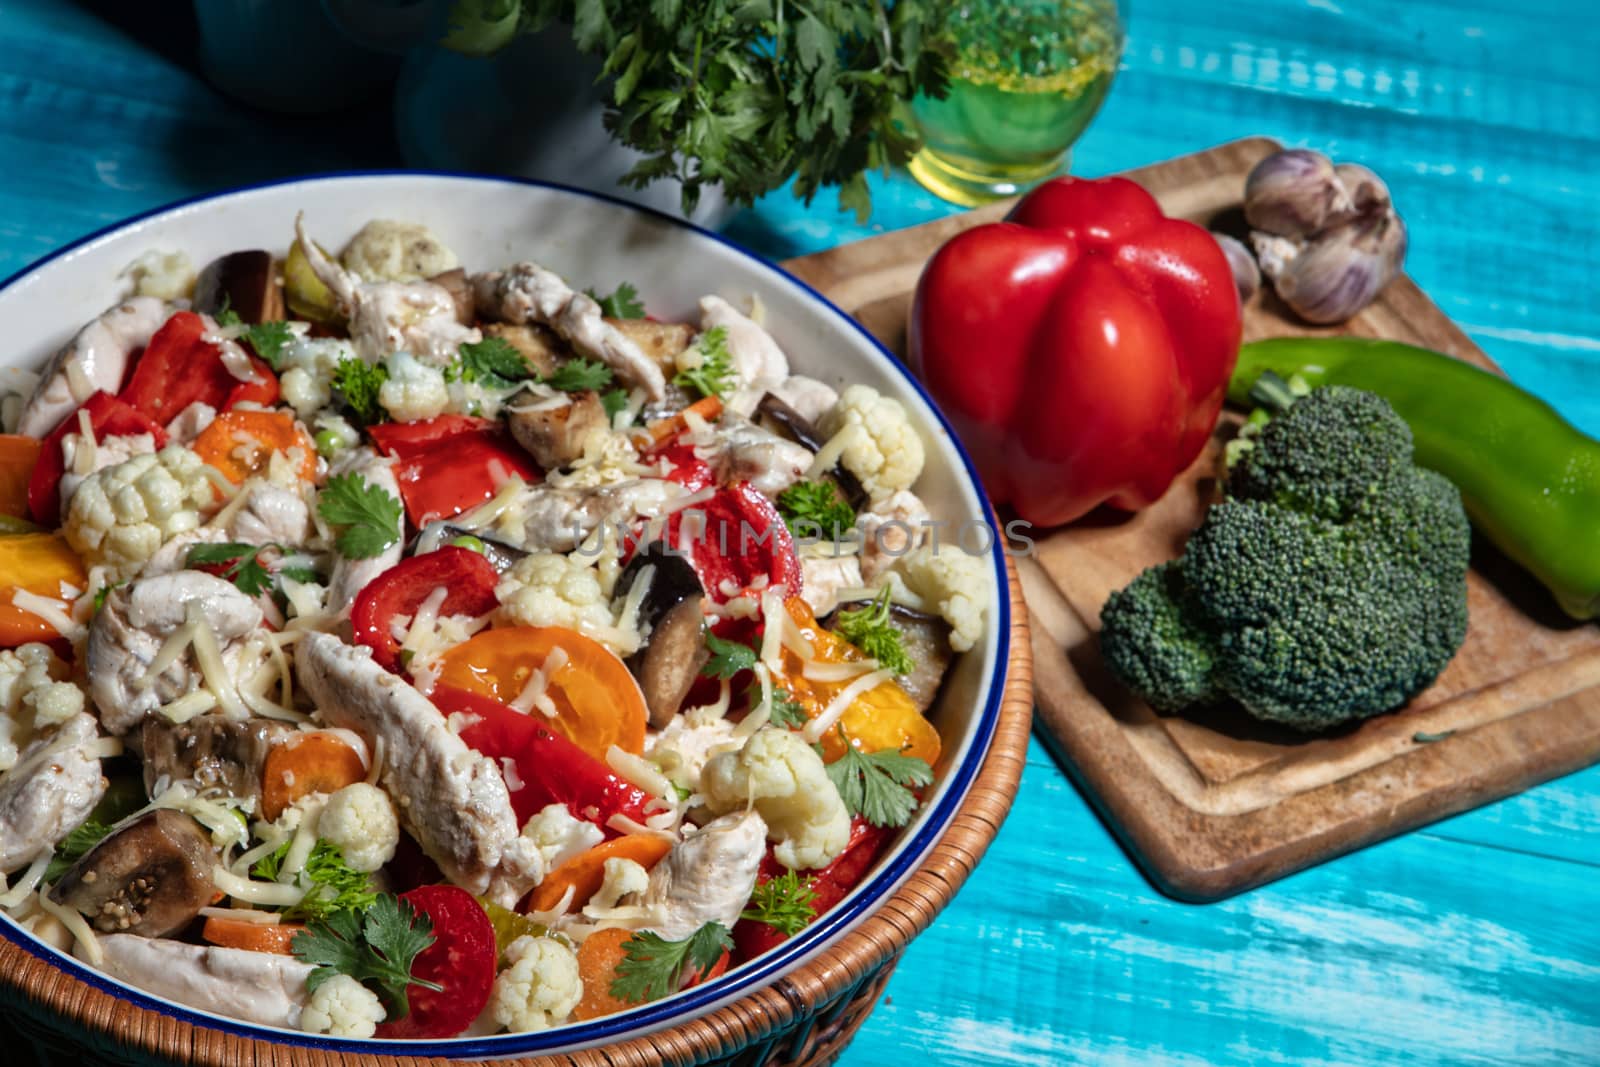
top-left (1099, 384), bottom-right (1470, 733)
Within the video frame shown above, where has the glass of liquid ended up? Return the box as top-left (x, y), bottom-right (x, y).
top-left (909, 0), bottom-right (1125, 206)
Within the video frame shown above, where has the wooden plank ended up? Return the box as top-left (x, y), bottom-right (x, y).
top-left (780, 136), bottom-right (1600, 900)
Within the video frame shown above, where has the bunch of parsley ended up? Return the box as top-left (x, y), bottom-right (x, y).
top-left (444, 0), bottom-right (953, 220)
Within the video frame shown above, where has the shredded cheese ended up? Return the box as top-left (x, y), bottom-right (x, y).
top-left (604, 813), bottom-right (677, 840)
top-left (759, 589), bottom-right (787, 673)
top-left (605, 745), bottom-right (673, 801)
top-left (0, 854), bottom-right (51, 910)
top-left (509, 646), bottom-right (568, 717)
top-left (802, 668), bottom-right (895, 744)
top-left (400, 586), bottom-right (450, 654)
top-left (805, 423), bottom-right (864, 480)
top-left (37, 891), bottom-right (101, 965)
top-left (499, 757), bottom-right (525, 792)
top-left (801, 659), bottom-right (880, 683)
top-left (212, 865), bottom-right (305, 907)
top-left (188, 604), bottom-right (247, 721)
top-left (198, 906), bottom-right (282, 925)
top-left (10, 590), bottom-right (84, 642)
top-left (158, 690), bottom-right (218, 723)
top-left (64, 360), bottom-right (93, 405)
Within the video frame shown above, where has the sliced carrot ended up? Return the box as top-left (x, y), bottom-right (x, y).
top-left (0, 436), bottom-right (41, 519)
top-left (201, 916), bottom-right (304, 955)
top-left (0, 533), bottom-right (87, 648)
top-left (646, 395), bottom-right (723, 445)
top-left (191, 410), bottom-right (316, 488)
top-left (434, 626), bottom-right (649, 761)
top-left (259, 732), bottom-right (367, 821)
top-left (572, 926), bottom-right (635, 1022)
top-left (525, 834), bottom-right (672, 915)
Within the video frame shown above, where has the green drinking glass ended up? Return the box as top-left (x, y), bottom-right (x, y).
top-left (909, 0), bottom-right (1125, 206)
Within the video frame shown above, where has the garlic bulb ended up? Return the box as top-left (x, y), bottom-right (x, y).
top-left (1241, 148), bottom-right (1406, 324)
top-left (1212, 233), bottom-right (1260, 304)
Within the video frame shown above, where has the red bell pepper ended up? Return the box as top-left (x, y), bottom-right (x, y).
top-left (732, 817), bottom-right (893, 962)
top-left (351, 547), bottom-right (501, 672)
top-left (431, 684), bottom-right (655, 831)
top-left (118, 310), bottom-right (278, 424)
top-left (369, 415), bottom-right (539, 527)
top-left (653, 481), bottom-right (801, 603)
top-left (909, 175), bottom-right (1242, 526)
top-left (375, 885), bottom-right (497, 1040)
top-left (27, 391), bottom-right (169, 525)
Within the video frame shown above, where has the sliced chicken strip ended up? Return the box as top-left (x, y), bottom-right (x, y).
top-left (514, 477), bottom-right (688, 554)
top-left (472, 263), bottom-right (665, 400)
top-left (141, 526), bottom-right (229, 577)
top-left (17, 297), bottom-right (168, 438)
top-left (770, 375), bottom-right (839, 427)
top-left (296, 215), bottom-right (479, 366)
top-left (800, 554), bottom-right (864, 618)
top-left (87, 572), bottom-right (265, 736)
top-left (84, 935), bottom-right (314, 1029)
top-left (325, 448), bottom-right (402, 612)
top-left (0, 712), bottom-right (108, 873)
top-left (700, 296), bottom-right (789, 417)
top-left (707, 417), bottom-right (813, 497)
top-left (296, 633), bottom-right (543, 906)
top-left (228, 481), bottom-right (314, 548)
top-left (641, 809), bottom-right (767, 941)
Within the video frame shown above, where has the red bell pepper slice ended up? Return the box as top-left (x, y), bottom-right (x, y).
top-left (351, 547), bottom-right (501, 672)
top-left (374, 885), bottom-right (497, 1040)
top-left (118, 310), bottom-right (279, 425)
top-left (27, 391), bottom-right (169, 525)
top-left (654, 481), bottom-right (801, 603)
top-left (732, 817), bottom-right (893, 962)
top-left (638, 439), bottom-right (716, 492)
top-left (909, 175), bottom-right (1242, 526)
top-left (369, 415), bottom-right (539, 527)
top-left (431, 684), bottom-right (655, 831)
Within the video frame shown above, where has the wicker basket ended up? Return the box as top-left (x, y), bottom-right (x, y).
top-left (0, 560), bottom-right (1033, 1067)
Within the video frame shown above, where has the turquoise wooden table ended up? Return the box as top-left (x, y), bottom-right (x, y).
top-left (3, 2), bottom-right (1597, 1063)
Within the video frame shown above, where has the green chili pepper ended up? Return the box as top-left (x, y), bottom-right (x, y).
top-left (1229, 337), bottom-right (1600, 619)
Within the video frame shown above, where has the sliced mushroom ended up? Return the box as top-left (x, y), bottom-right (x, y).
top-left (192, 251), bottom-right (283, 325)
top-left (482, 322), bottom-right (568, 378)
top-left (428, 267), bottom-right (476, 325)
top-left (756, 392), bottom-right (868, 509)
top-left (610, 319), bottom-right (694, 371)
top-left (413, 522), bottom-right (529, 572)
top-left (49, 810), bottom-right (218, 938)
top-left (616, 542), bottom-right (708, 728)
top-left (505, 387), bottom-right (608, 471)
top-left (823, 601), bottom-right (953, 714)
top-left (136, 714), bottom-right (295, 802)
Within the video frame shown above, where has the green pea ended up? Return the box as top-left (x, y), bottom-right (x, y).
top-left (449, 535), bottom-right (486, 554)
top-left (314, 429), bottom-right (346, 458)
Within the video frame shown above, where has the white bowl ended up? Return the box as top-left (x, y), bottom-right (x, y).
top-left (0, 173), bottom-right (1010, 1059)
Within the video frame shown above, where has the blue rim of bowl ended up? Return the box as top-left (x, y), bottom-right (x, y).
top-left (0, 170), bottom-right (1011, 1057)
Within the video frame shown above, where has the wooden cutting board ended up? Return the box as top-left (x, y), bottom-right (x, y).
top-left (781, 136), bottom-right (1600, 900)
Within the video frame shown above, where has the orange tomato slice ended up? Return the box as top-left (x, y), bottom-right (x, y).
top-left (259, 732), bottom-right (367, 821)
top-left (781, 598), bottom-right (942, 766)
top-left (191, 410), bottom-right (316, 488)
top-left (0, 533), bottom-right (87, 647)
top-left (434, 626), bottom-right (648, 760)
top-left (526, 833), bottom-right (673, 914)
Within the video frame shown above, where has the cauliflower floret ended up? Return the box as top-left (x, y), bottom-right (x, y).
top-left (586, 856), bottom-right (650, 912)
top-left (299, 973), bottom-right (386, 1038)
top-left (122, 249), bottom-right (195, 301)
top-left (378, 351), bottom-right (451, 424)
top-left (896, 544), bottom-right (990, 653)
top-left (488, 935), bottom-right (582, 1033)
top-left (0, 644), bottom-right (84, 772)
top-left (496, 552), bottom-right (615, 638)
top-left (521, 803), bottom-right (604, 872)
top-left (64, 445), bottom-right (216, 579)
top-left (277, 337), bottom-right (356, 419)
top-left (646, 707), bottom-right (741, 793)
top-left (316, 782), bottom-right (399, 873)
top-left (58, 431), bottom-right (158, 510)
top-left (818, 385), bottom-right (925, 502)
top-left (699, 727), bottom-right (850, 871)
top-left (341, 220), bottom-right (459, 283)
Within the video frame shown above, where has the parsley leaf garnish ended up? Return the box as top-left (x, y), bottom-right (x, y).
top-left (832, 586), bottom-right (913, 676)
top-left (240, 321), bottom-right (295, 370)
top-left (331, 357), bottom-right (389, 425)
top-left (701, 632), bottom-right (758, 680)
top-left (454, 336), bottom-right (532, 391)
top-left (283, 840), bottom-right (381, 921)
top-left (214, 297), bottom-right (241, 327)
top-left (746, 683), bottom-right (808, 729)
top-left (609, 922), bottom-right (733, 1004)
top-left (740, 871), bottom-right (817, 937)
top-left (824, 741), bottom-right (934, 829)
top-left (44, 820), bottom-right (112, 882)
top-left (777, 480), bottom-right (856, 540)
top-left (292, 894), bottom-right (441, 1019)
top-left (586, 282), bottom-right (646, 319)
top-left (600, 387), bottom-right (630, 420)
top-left (91, 581), bottom-right (121, 615)
top-left (671, 326), bottom-right (734, 401)
top-left (186, 542), bottom-right (276, 597)
top-left (543, 357), bottom-right (615, 393)
top-left (318, 472), bottom-right (403, 560)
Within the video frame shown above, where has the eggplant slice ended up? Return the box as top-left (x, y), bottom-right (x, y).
top-left (616, 543), bottom-right (709, 728)
top-left (136, 714), bottom-right (294, 802)
top-left (822, 601), bottom-right (954, 714)
top-left (192, 250), bottom-right (283, 325)
top-left (413, 522), bottom-right (529, 573)
top-left (755, 392), bottom-right (867, 509)
top-left (49, 810), bottom-right (218, 938)
top-left (482, 322), bottom-right (568, 378)
top-left (506, 387), bottom-right (608, 471)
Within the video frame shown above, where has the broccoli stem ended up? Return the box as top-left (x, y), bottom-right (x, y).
top-left (1248, 370), bottom-right (1300, 414)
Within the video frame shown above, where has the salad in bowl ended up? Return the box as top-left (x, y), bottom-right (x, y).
top-left (0, 194), bottom-right (995, 1046)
